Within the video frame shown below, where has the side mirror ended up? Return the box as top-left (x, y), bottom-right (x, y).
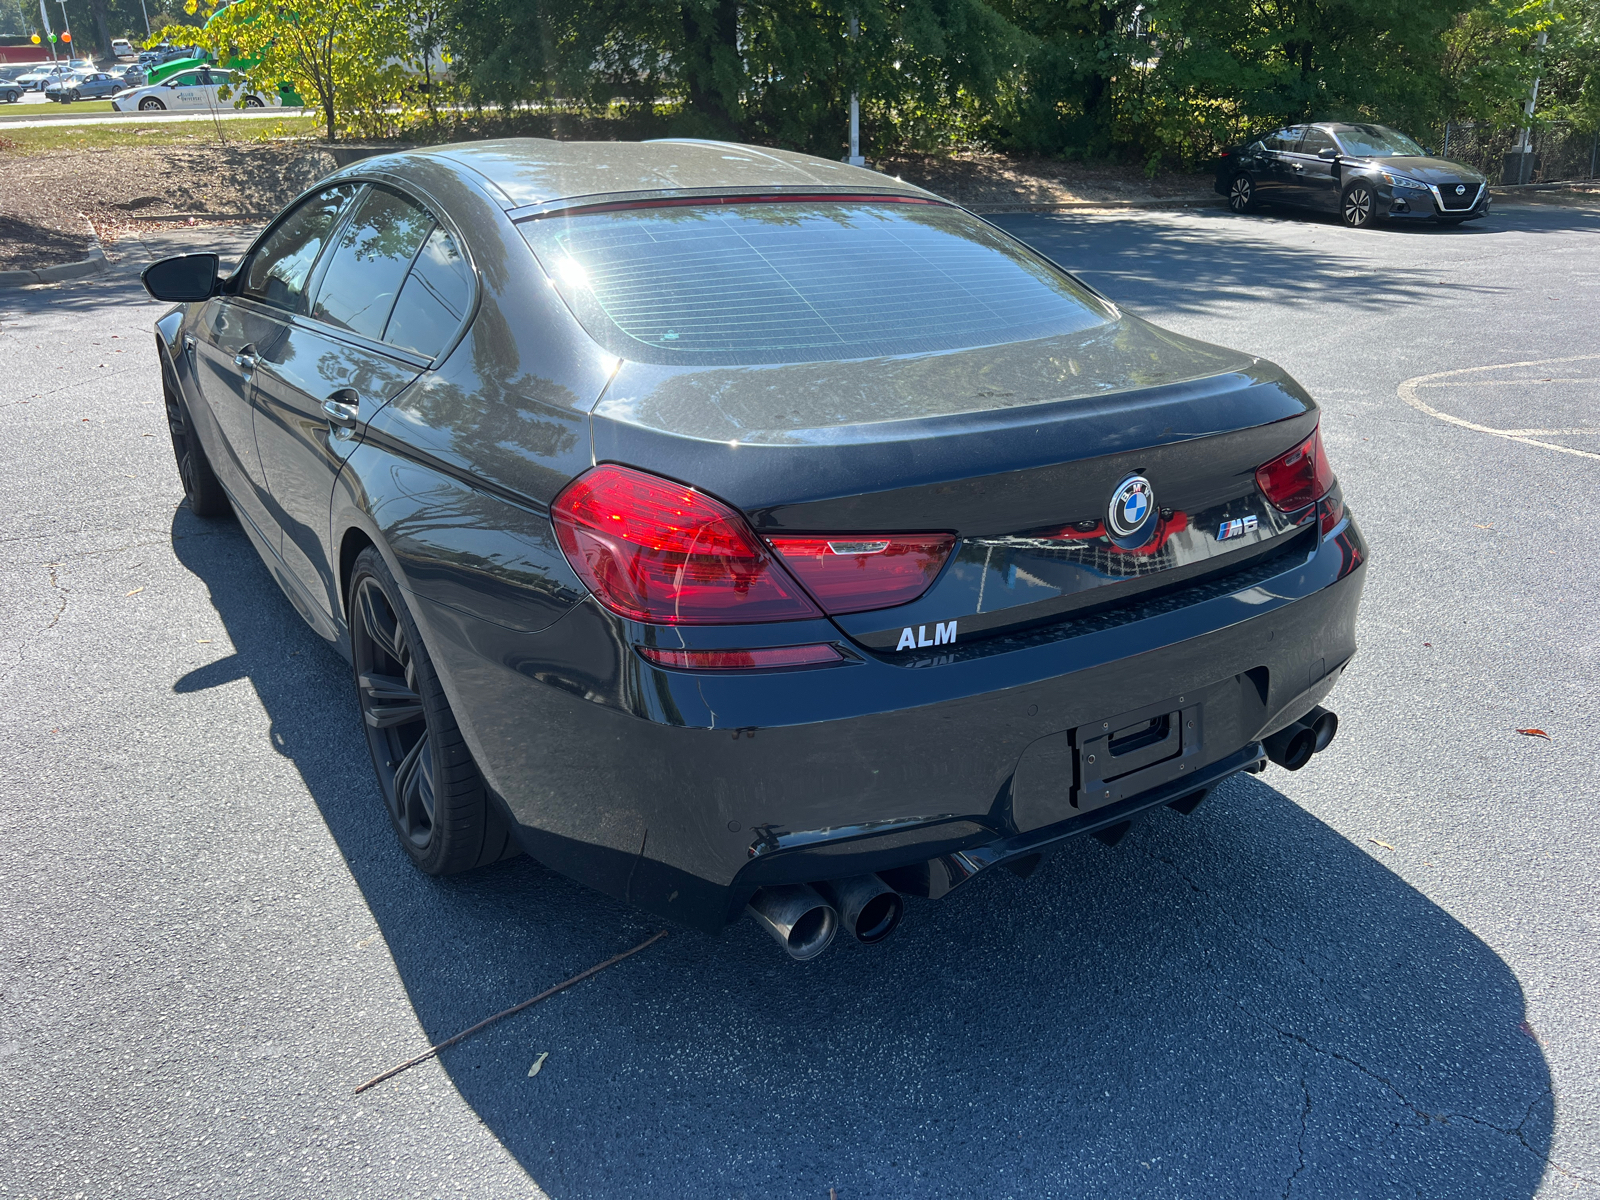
top-left (142, 254), bottom-right (219, 302)
top-left (1317, 147), bottom-right (1339, 160)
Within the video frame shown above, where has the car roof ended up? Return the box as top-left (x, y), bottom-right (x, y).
top-left (390, 138), bottom-right (937, 210)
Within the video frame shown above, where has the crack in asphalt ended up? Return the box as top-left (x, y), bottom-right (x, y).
top-left (44, 563), bottom-right (68, 631)
top-left (1134, 843), bottom-right (1596, 1189)
top-left (1283, 1074), bottom-right (1311, 1198)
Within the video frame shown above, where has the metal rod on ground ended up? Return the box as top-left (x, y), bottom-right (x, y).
top-left (352, 930), bottom-right (669, 1094)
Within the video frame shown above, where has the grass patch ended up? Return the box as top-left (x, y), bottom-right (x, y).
top-left (0, 113), bottom-right (323, 153)
top-left (41, 99), bottom-right (115, 113)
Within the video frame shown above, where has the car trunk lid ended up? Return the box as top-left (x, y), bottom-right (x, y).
top-left (591, 315), bottom-right (1321, 649)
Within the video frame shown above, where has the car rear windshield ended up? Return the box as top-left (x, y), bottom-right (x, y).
top-left (517, 199), bottom-right (1111, 365)
top-left (1333, 125), bottom-right (1424, 157)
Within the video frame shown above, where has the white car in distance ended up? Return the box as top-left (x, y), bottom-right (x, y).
top-left (110, 67), bottom-right (282, 112)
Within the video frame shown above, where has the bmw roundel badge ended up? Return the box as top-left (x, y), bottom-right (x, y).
top-left (1108, 475), bottom-right (1155, 537)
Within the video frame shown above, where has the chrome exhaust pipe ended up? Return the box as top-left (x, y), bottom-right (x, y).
top-left (746, 884), bottom-right (837, 960)
top-left (818, 875), bottom-right (905, 945)
top-left (1263, 720), bottom-right (1317, 771)
top-left (1304, 705), bottom-right (1339, 754)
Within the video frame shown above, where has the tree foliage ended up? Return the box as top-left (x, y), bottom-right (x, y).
top-left (150, 0), bottom-right (438, 139)
top-left (440, 0), bottom-right (1599, 164)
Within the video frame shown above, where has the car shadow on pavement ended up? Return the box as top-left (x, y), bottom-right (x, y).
top-left (993, 202), bottom-right (1600, 323)
top-left (171, 507), bottom-right (1556, 1200)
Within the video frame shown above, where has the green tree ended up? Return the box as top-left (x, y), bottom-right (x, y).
top-left (152, 0), bottom-right (423, 139)
top-left (446, 0), bottom-right (1028, 156)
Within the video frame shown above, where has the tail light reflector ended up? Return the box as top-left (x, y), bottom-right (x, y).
top-left (638, 644), bottom-right (842, 670)
top-left (552, 465), bottom-right (820, 624)
top-left (766, 534), bottom-right (956, 614)
top-left (1255, 424), bottom-right (1336, 512)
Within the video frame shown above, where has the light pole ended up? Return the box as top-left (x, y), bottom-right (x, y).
top-left (139, 0), bottom-right (150, 37)
top-left (845, 12), bottom-right (864, 167)
top-left (39, 0), bottom-right (57, 62)
top-left (54, 0), bottom-right (71, 59)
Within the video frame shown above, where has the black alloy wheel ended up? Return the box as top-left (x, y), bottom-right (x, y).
top-left (348, 547), bottom-right (517, 875)
top-left (1228, 174), bottom-right (1256, 213)
top-left (165, 385), bottom-right (231, 518)
top-left (1342, 183), bottom-right (1376, 228)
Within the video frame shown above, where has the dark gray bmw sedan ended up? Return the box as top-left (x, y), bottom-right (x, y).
top-left (144, 139), bottom-right (1366, 959)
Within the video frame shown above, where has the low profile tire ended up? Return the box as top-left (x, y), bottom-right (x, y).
top-left (165, 385), bottom-right (231, 518)
top-left (244, 95), bottom-right (263, 107)
top-left (349, 547), bottom-right (518, 875)
top-left (1228, 174), bottom-right (1256, 213)
top-left (1342, 183), bottom-right (1377, 228)
top-left (139, 96), bottom-right (165, 111)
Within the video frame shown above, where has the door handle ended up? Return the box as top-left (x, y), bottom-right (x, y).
top-left (322, 389), bottom-right (360, 433)
top-left (1291, 163), bottom-right (1304, 172)
top-left (233, 343), bottom-right (257, 370)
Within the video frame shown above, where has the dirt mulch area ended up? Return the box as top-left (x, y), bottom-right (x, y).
top-left (0, 139), bottom-right (1218, 271)
top-left (880, 151), bottom-right (1213, 210)
top-left (0, 141), bottom-right (338, 272)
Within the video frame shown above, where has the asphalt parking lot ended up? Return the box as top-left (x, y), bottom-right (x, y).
top-left (2, 198), bottom-right (1598, 1199)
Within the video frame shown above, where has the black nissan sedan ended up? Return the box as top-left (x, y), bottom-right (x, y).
top-left (1216, 122), bottom-right (1489, 227)
top-left (144, 139), bottom-right (1366, 959)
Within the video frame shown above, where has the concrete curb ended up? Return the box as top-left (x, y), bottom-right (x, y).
top-left (0, 218), bottom-right (108, 289)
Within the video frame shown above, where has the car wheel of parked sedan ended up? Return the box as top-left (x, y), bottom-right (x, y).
top-left (1, 90), bottom-right (17, 103)
top-left (1228, 175), bottom-right (1256, 213)
top-left (349, 547), bottom-right (518, 875)
top-left (165, 390), bottom-right (231, 518)
top-left (1341, 183), bottom-right (1376, 228)
top-left (243, 95), bottom-right (263, 107)
top-left (138, 96), bottom-right (165, 110)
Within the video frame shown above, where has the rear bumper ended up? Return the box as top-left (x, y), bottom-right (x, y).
top-left (415, 513), bottom-right (1368, 934)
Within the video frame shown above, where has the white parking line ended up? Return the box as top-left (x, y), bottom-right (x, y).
top-left (1397, 355), bottom-right (1600, 461)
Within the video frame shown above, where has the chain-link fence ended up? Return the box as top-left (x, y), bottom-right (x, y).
top-left (1430, 122), bottom-right (1600, 184)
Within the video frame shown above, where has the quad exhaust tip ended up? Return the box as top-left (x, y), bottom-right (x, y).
top-left (1264, 705), bottom-right (1340, 772)
top-left (819, 875), bottom-right (905, 945)
top-left (746, 884), bottom-right (838, 960)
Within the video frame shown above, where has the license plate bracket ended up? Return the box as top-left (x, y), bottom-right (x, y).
top-left (1072, 696), bottom-right (1204, 815)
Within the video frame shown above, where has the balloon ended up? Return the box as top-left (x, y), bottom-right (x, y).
top-left (30, 33), bottom-right (39, 43)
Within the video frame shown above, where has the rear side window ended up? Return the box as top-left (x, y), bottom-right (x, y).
top-left (1299, 127), bottom-right (1335, 155)
top-left (242, 185), bottom-right (358, 314)
top-left (311, 187), bottom-right (434, 341)
top-left (1265, 127), bottom-right (1303, 152)
top-left (518, 200), bottom-right (1111, 365)
top-left (383, 226), bottom-right (472, 358)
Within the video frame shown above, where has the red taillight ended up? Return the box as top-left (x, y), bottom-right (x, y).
top-left (551, 465), bottom-right (820, 624)
top-left (638, 644), bottom-right (842, 670)
top-left (766, 534), bottom-right (956, 614)
top-left (1255, 424), bottom-right (1336, 512)
top-left (1320, 493), bottom-right (1345, 535)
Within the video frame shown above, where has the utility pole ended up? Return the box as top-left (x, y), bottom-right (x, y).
top-left (845, 11), bottom-right (864, 167)
top-left (55, 0), bottom-right (69, 58)
top-left (1510, 1), bottom-right (1552, 184)
top-left (139, 0), bottom-right (150, 37)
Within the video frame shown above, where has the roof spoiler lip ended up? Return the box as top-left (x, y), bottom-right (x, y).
top-left (512, 188), bottom-right (953, 224)
top-left (504, 184), bottom-right (948, 223)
